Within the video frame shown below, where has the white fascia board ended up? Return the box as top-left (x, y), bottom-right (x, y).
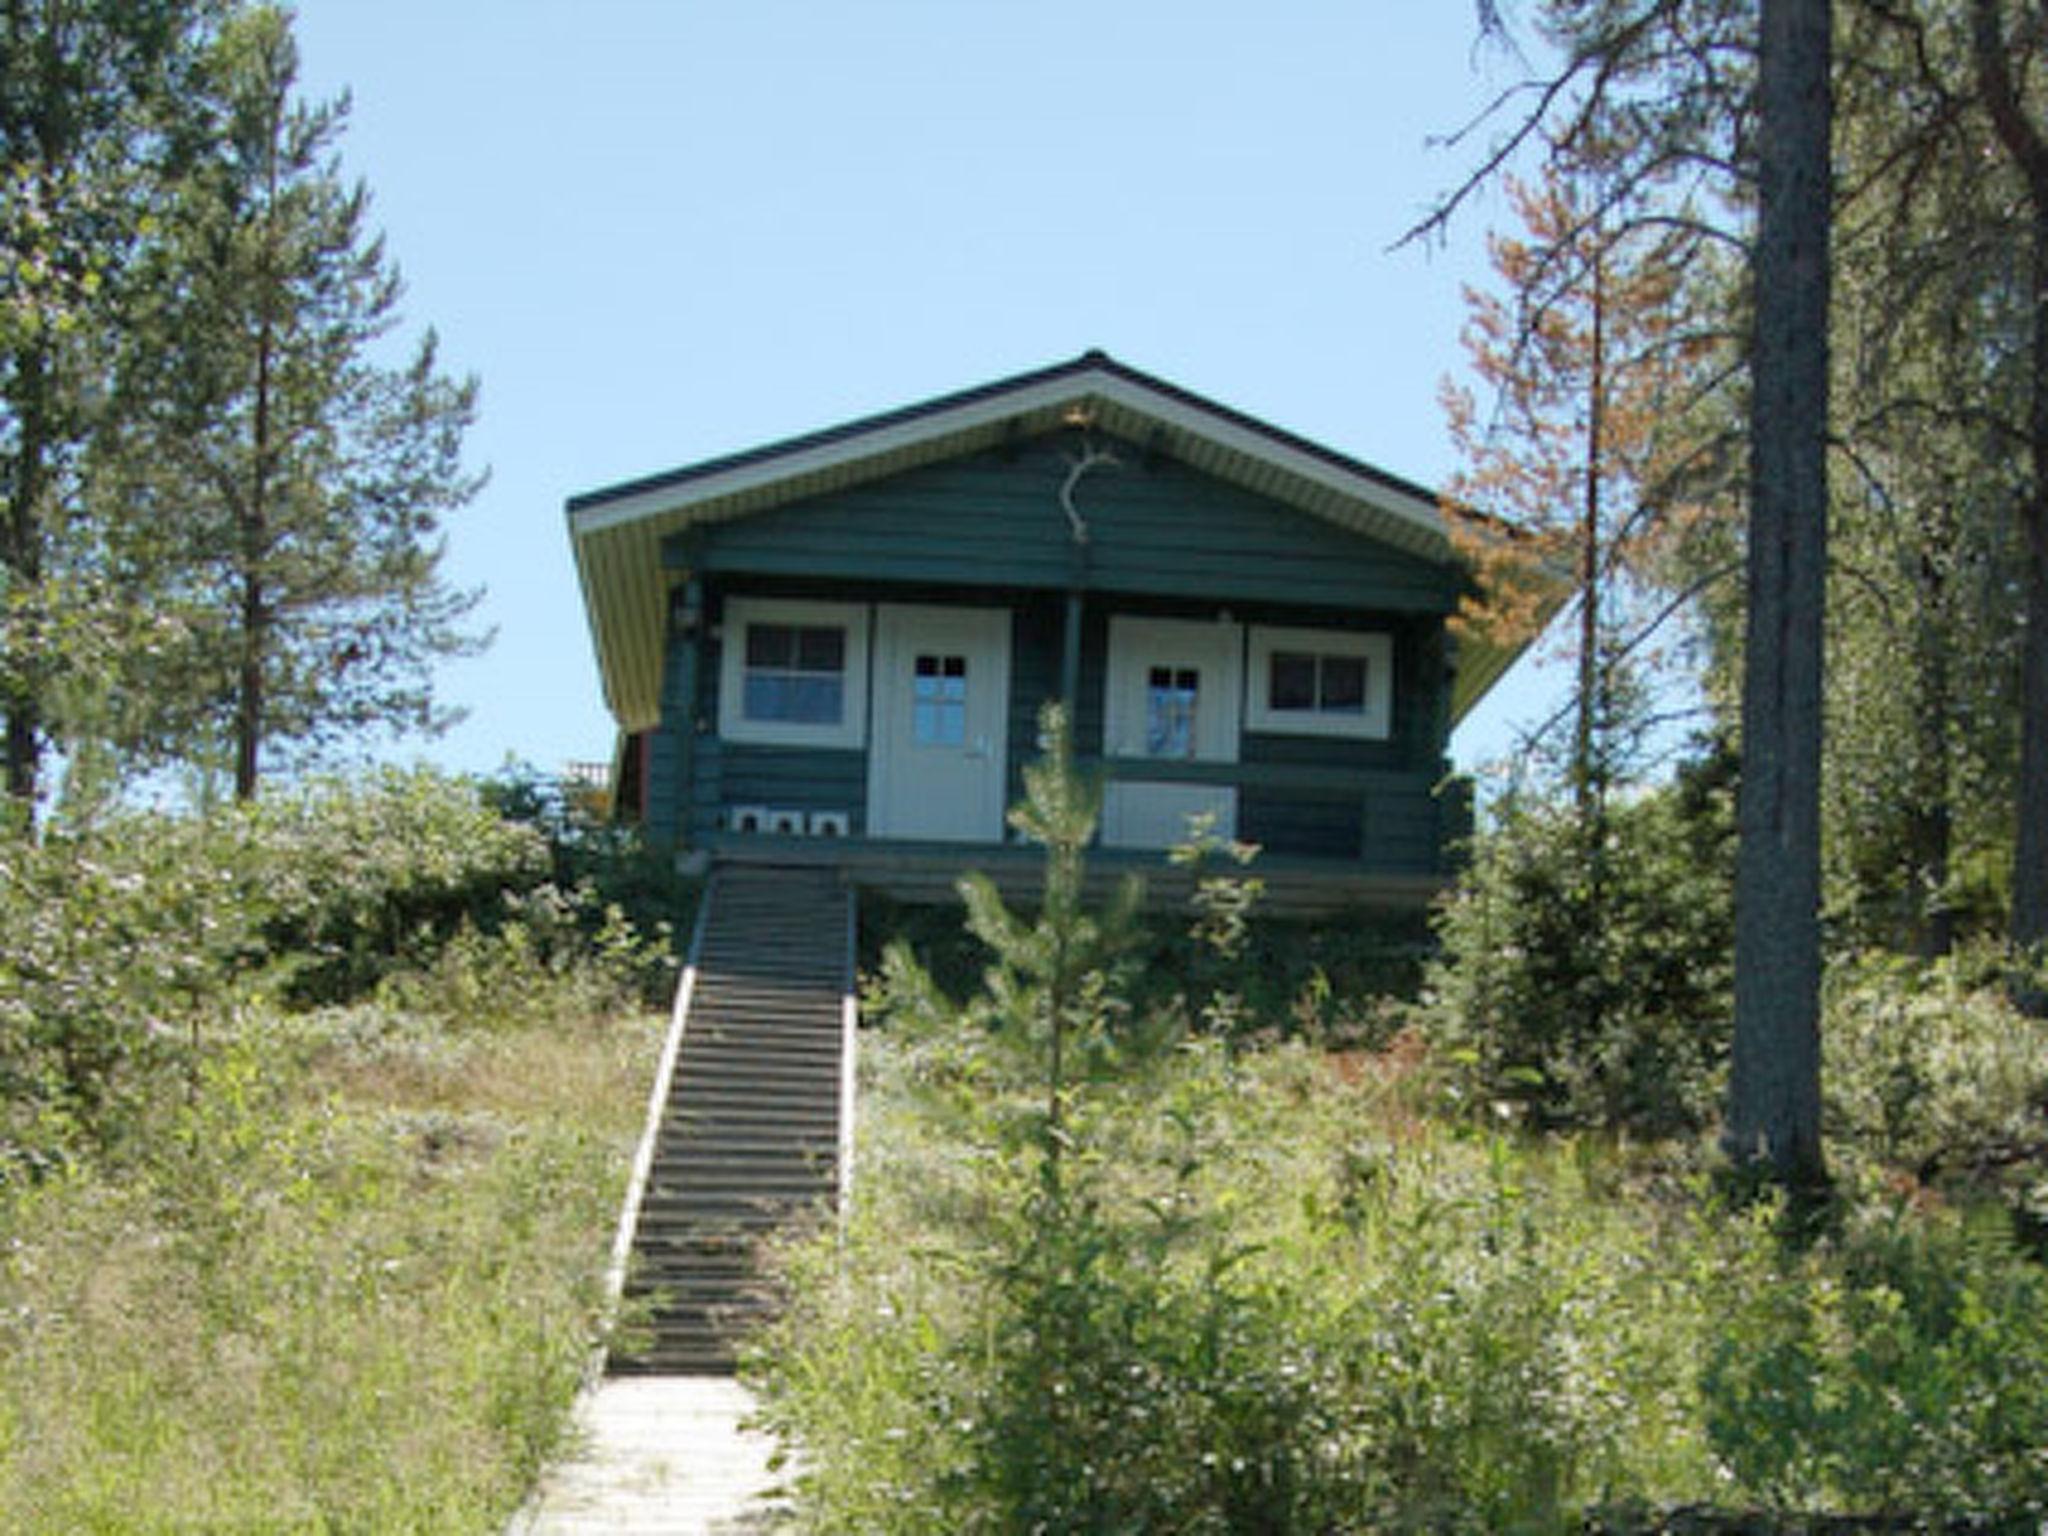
top-left (1083, 375), bottom-right (1447, 548)
top-left (566, 364), bottom-right (1449, 556)
top-left (565, 374), bottom-right (1096, 539)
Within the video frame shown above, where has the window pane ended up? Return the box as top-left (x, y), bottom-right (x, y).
top-left (743, 673), bottom-right (790, 721)
top-left (744, 673), bottom-right (843, 724)
top-left (1145, 667), bottom-right (1198, 758)
top-left (1320, 655), bottom-right (1366, 712)
top-left (786, 676), bottom-right (842, 724)
top-left (915, 699), bottom-right (965, 746)
top-left (797, 626), bottom-right (845, 673)
top-left (1269, 652), bottom-right (1317, 711)
top-left (912, 652), bottom-right (967, 746)
top-left (746, 623), bottom-right (795, 669)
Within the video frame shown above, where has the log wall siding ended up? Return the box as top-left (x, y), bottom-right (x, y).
top-left (664, 432), bottom-right (1460, 614)
top-left (643, 436), bottom-right (1466, 871)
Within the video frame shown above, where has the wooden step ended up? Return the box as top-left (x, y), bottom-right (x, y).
top-left (605, 864), bottom-right (854, 1379)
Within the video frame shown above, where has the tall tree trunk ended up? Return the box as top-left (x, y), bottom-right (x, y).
top-left (1577, 245), bottom-right (1607, 829)
top-left (1907, 563), bottom-right (1956, 958)
top-left (234, 314), bottom-right (272, 803)
top-left (2017, 510), bottom-right (2048, 968)
top-left (1726, 0), bottom-right (1831, 1188)
top-left (1968, 0), bottom-right (2048, 997)
top-left (234, 116), bottom-right (284, 804)
top-left (3, 342), bottom-right (50, 819)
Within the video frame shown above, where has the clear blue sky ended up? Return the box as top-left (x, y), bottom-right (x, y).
top-left (288, 0), bottom-right (1555, 780)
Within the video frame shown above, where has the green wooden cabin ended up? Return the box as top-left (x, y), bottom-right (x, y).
top-left (568, 353), bottom-right (1527, 911)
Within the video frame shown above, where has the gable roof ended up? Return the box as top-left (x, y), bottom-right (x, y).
top-left (568, 351), bottom-right (1512, 734)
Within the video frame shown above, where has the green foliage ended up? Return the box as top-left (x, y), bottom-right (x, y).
top-left (2, 1), bottom-right (228, 811)
top-left (0, 1002), bottom-right (655, 1532)
top-left (236, 767), bottom-right (554, 1003)
top-left (1821, 945), bottom-right (2048, 1246)
top-left (759, 1033), bottom-right (1719, 1533)
top-left (860, 885), bottom-right (1426, 1059)
top-left (102, 4), bottom-right (484, 793)
top-left (1414, 750), bottom-right (1737, 1135)
top-left (765, 1023), bottom-right (2048, 1531)
top-left (0, 766), bottom-right (668, 1528)
top-left (481, 759), bottom-right (695, 1004)
top-left (0, 812), bottom-right (248, 1169)
top-left (1702, 1205), bottom-right (2048, 1523)
top-left (0, 767), bottom-right (675, 1172)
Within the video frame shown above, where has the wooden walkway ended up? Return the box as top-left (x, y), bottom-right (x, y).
top-left (512, 1376), bottom-right (786, 1534)
top-left (513, 865), bottom-right (847, 1532)
top-left (611, 865), bottom-right (854, 1374)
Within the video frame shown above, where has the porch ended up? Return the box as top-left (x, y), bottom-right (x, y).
top-left (698, 833), bottom-right (1453, 917)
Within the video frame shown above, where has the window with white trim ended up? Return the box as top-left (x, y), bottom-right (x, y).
top-left (1245, 625), bottom-right (1392, 740)
top-left (717, 598), bottom-right (869, 748)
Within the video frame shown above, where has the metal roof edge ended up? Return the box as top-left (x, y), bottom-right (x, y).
top-left (566, 351), bottom-right (1113, 520)
top-left (565, 350), bottom-right (1447, 548)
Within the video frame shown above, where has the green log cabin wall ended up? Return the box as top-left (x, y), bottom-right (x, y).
top-left (647, 430), bottom-right (1469, 868)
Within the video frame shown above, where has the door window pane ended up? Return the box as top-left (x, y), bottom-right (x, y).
top-left (1145, 666), bottom-right (1199, 758)
top-left (912, 653), bottom-right (967, 746)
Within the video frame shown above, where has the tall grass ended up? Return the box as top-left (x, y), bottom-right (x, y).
top-left (0, 1003), bottom-right (659, 1533)
top-left (752, 728), bottom-right (2048, 1531)
top-left (0, 770), bottom-right (674, 1531)
top-left (757, 1027), bottom-right (2048, 1532)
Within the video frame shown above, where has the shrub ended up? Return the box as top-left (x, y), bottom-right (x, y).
top-left (757, 713), bottom-right (1719, 1532)
top-left (1823, 945), bottom-right (2048, 1172)
top-left (1822, 946), bottom-right (2048, 1252)
top-left (1, 767), bottom-right (677, 1174)
top-left (482, 759), bottom-right (696, 998)
top-left (237, 766), bottom-right (556, 1003)
top-left (756, 1034), bottom-right (1730, 1533)
top-left (1702, 1203), bottom-right (2048, 1523)
top-left (0, 814), bottom-right (253, 1168)
top-left (1413, 751), bottom-right (1736, 1135)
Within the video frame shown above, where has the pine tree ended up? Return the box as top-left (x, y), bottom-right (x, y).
top-left (1444, 168), bottom-right (1709, 814)
top-left (1, 0), bottom-right (222, 822)
top-left (1965, 0), bottom-right (2048, 986)
top-left (1449, 0), bottom-right (1832, 1185)
top-left (117, 5), bottom-right (482, 798)
top-left (953, 704), bottom-right (1141, 1180)
top-left (1724, 0), bottom-right (1832, 1187)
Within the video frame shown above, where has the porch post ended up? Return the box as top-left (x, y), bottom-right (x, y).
top-left (1061, 531), bottom-right (1088, 716)
top-left (668, 574), bottom-right (704, 849)
top-left (1061, 587), bottom-right (1083, 713)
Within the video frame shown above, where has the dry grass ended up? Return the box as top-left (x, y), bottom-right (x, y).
top-left (0, 1001), bottom-right (663, 1534)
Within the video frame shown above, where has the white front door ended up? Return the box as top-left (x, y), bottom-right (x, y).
top-left (1101, 615), bottom-right (1243, 849)
top-left (868, 604), bottom-right (1012, 842)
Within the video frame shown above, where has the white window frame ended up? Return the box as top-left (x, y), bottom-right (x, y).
top-left (716, 597), bottom-right (869, 749)
top-left (1245, 625), bottom-right (1392, 740)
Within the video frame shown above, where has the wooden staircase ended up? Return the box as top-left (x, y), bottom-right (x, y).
top-left (607, 865), bottom-right (854, 1376)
